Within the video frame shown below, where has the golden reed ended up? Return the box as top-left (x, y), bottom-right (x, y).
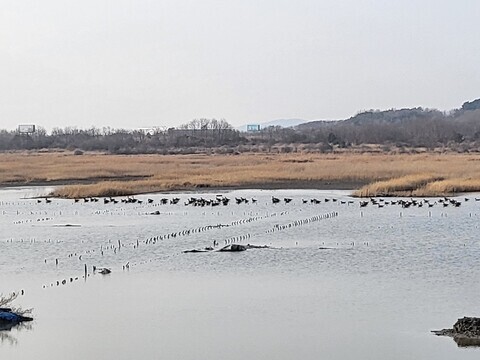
top-left (1, 152), bottom-right (479, 197)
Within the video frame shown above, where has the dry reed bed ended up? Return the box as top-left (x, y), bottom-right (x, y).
top-left (1, 152), bottom-right (480, 197)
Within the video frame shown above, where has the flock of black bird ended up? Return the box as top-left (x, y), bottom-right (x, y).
top-left (2, 191), bottom-right (479, 296)
top-left (359, 196), bottom-right (476, 208)
top-left (31, 198), bottom-right (336, 292)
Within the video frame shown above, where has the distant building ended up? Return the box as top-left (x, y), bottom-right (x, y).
top-left (247, 124), bottom-right (261, 132)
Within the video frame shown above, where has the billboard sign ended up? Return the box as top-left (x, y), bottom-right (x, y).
top-left (247, 124), bottom-right (261, 132)
top-left (18, 124), bottom-right (36, 134)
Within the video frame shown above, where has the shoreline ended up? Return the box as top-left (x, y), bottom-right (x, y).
top-left (0, 175), bottom-right (151, 189)
top-left (2, 178), bottom-right (479, 198)
top-left (0, 178), bottom-right (366, 195)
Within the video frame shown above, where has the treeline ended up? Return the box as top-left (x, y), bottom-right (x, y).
top-left (0, 119), bottom-right (242, 154)
top-left (1, 100), bottom-right (480, 154)
top-left (293, 107), bottom-right (480, 150)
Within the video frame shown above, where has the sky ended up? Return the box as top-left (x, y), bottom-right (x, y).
top-left (1, 0), bottom-right (479, 131)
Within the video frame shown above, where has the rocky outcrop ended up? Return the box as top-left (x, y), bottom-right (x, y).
top-left (218, 244), bottom-right (247, 252)
top-left (183, 248), bottom-right (213, 253)
top-left (183, 243), bottom-right (275, 254)
top-left (452, 317), bottom-right (480, 336)
top-left (433, 317), bottom-right (480, 347)
top-left (183, 244), bottom-right (251, 253)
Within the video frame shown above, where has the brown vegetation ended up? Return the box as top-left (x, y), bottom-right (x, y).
top-left (1, 152), bottom-right (480, 198)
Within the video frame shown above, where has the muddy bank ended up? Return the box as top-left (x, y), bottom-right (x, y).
top-left (1, 178), bottom-right (364, 192)
top-left (0, 175), bottom-right (150, 189)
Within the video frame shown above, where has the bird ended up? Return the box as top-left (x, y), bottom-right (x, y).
top-left (97, 268), bottom-right (111, 275)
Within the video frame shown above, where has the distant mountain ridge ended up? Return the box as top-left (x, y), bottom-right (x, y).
top-left (296, 108), bottom-right (442, 130)
top-left (297, 98), bottom-right (480, 130)
top-left (239, 98), bottom-right (480, 133)
top-left (259, 118), bottom-right (311, 128)
top-left (238, 118), bottom-right (314, 131)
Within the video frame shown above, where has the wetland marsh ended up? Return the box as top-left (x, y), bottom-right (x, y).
top-left (1, 186), bottom-right (479, 359)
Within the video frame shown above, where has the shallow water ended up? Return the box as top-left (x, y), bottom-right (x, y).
top-left (1, 187), bottom-right (480, 359)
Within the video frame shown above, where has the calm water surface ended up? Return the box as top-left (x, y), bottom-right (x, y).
top-left (1, 187), bottom-right (479, 359)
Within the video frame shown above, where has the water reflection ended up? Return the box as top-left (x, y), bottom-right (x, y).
top-left (0, 321), bottom-right (33, 345)
top-left (454, 336), bottom-right (480, 348)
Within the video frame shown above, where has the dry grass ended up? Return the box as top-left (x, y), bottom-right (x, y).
top-left (355, 176), bottom-right (480, 197)
top-left (1, 152), bottom-right (480, 197)
top-left (415, 178), bottom-right (480, 197)
top-left (353, 174), bottom-right (444, 197)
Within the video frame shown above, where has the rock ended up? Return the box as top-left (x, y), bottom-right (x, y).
top-left (219, 244), bottom-right (247, 252)
top-left (231, 244), bottom-right (247, 251)
top-left (246, 244), bottom-right (270, 249)
top-left (183, 248), bottom-right (213, 253)
top-left (433, 317), bottom-right (480, 347)
top-left (183, 244), bottom-right (274, 254)
top-left (453, 317), bottom-right (480, 336)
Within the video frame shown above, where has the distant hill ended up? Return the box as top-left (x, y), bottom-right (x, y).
top-left (295, 99), bottom-right (480, 132)
top-left (296, 108), bottom-right (447, 130)
top-left (238, 118), bottom-right (310, 131)
top-left (343, 108), bottom-right (445, 126)
top-left (462, 98), bottom-right (480, 111)
top-left (241, 98), bottom-right (480, 132)
top-left (295, 119), bottom-right (338, 130)
top-left (260, 118), bottom-right (310, 128)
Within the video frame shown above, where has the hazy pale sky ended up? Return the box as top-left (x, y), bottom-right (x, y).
top-left (1, 0), bottom-right (479, 131)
